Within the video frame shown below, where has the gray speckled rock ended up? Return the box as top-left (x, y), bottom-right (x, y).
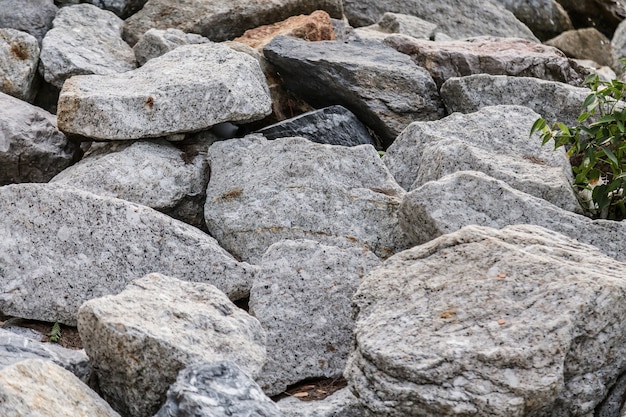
top-left (0, 91), bottom-right (77, 185)
top-left (204, 136), bottom-right (412, 263)
top-left (0, 29), bottom-right (40, 101)
top-left (358, 12), bottom-right (437, 41)
top-left (491, 0), bottom-right (572, 40)
top-left (384, 105), bottom-right (580, 213)
top-left (257, 105), bottom-right (377, 147)
top-left (346, 224), bottom-right (626, 416)
top-left (250, 240), bottom-right (381, 395)
top-left (133, 28), bottom-right (210, 66)
top-left (155, 362), bottom-right (284, 417)
top-left (39, 4), bottom-right (136, 89)
top-left (400, 170), bottom-right (626, 262)
top-left (263, 36), bottom-right (443, 147)
top-left (440, 74), bottom-right (591, 126)
top-left (278, 387), bottom-right (364, 417)
top-left (50, 139), bottom-right (210, 230)
top-left (0, 183), bottom-right (257, 325)
top-left (57, 43), bottom-right (271, 140)
top-left (0, 0), bottom-right (58, 44)
top-left (0, 359), bottom-right (120, 417)
top-left (78, 273), bottom-right (266, 417)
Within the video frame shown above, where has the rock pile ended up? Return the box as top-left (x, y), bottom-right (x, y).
top-left (1, 1), bottom-right (626, 416)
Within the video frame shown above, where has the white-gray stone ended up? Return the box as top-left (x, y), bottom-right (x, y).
top-left (133, 28), bottom-right (211, 66)
top-left (358, 12), bottom-right (437, 41)
top-left (346, 224), bottom-right (626, 416)
top-left (39, 3), bottom-right (136, 89)
top-left (0, 0), bottom-right (58, 44)
top-left (204, 136), bottom-right (413, 263)
top-left (0, 183), bottom-right (258, 325)
top-left (77, 273), bottom-right (266, 417)
top-left (250, 240), bottom-right (381, 395)
top-left (0, 29), bottom-right (40, 101)
top-left (57, 43), bottom-right (271, 140)
top-left (0, 359), bottom-right (120, 417)
top-left (278, 387), bottom-right (364, 417)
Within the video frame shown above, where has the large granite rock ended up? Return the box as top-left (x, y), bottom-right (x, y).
top-left (132, 28), bottom-right (210, 66)
top-left (122, 0), bottom-right (344, 46)
top-left (0, 0), bottom-right (58, 44)
top-left (384, 105), bottom-right (580, 212)
top-left (0, 91), bottom-right (77, 185)
top-left (440, 74), bottom-right (591, 126)
top-left (278, 387), bottom-right (364, 417)
top-left (545, 27), bottom-right (615, 69)
top-left (555, 0), bottom-right (626, 38)
top-left (155, 362), bottom-right (284, 417)
top-left (0, 29), bottom-right (40, 101)
top-left (346, 224), bottom-right (626, 416)
top-left (39, 4), bottom-right (136, 89)
top-left (0, 183), bottom-right (258, 324)
top-left (50, 139), bottom-right (210, 230)
top-left (0, 359), bottom-right (120, 417)
top-left (491, 0), bottom-right (573, 40)
top-left (204, 136), bottom-right (413, 263)
top-left (78, 273), bottom-right (267, 417)
top-left (384, 34), bottom-right (589, 88)
top-left (263, 36), bottom-right (443, 147)
top-left (57, 43), bottom-right (271, 140)
top-left (250, 240), bottom-right (381, 395)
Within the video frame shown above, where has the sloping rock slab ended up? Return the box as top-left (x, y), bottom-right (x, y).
top-left (0, 0), bottom-right (58, 44)
top-left (384, 34), bottom-right (588, 87)
top-left (346, 224), bottom-right (626, 416)
top-left (278, 387), bottom-right (364, 417)
top-left (133, 28), bottom-right (210, 66)
top-left (264, 36), bottom-right (443, 147)
top-left (250, 240), bottom-right (381, 395)
top-left (122, 0), bottom-right (344, 46)
top-left (0, 91), bottom-right (77, 185)
top-left (57, 43), bottom-right (271, 140)
top-left (78, 273), bottom-right (266, 417)
top-left (0, 183), bottom-right (257, 324)
top-left (491, 0), bottom-right (572, 40)
top-left (0, 28), bottom-right (40, 101)
top-left (155, 362), bottom-right (284, 417)
top-left (204, 136), bottom-right (412, 263)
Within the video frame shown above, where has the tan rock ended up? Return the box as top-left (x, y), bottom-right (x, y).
top-left (545, 27), bottom-right (615, 70)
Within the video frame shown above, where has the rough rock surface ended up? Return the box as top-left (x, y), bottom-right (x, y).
top-left (385, 34), bottom-right (589, 88)
top-left (57, 43), bottom-right (271, 140)
top-left (0, 29), bottom-right (40, 101)
top-left (155, 362), bottom-right (284, 417)
top-left (83, 0), bottom-right (148, 18)
top-left (250, 240), bottom-right (381, 395)
top-left (613, 18), bottom-right (626, 71)
top-left (39, 4), bottom-right (136, 89)
top-left (204, 136), bottom-right (412, 263)
top-left (78, 273), bottom-right (267, 417)
top-left (384, 105), bottom-right (580, 212)
top-left (491, 0), bottom-right (572, 40)
top-left (0, 0), bottom-right (58, 44)
top-left (50, 139), bottom-right (210, 230)
top-left (440, 74), bottom-right (592, 126)
top-left (357, 12), bottom-right (438, 41)
top-left (132, 28), bottom-right (211, 66)
top-left (0, 183), bottom-right (258, 324)
top-left (122, 0), bottom-right (344, 46)
top-left (264, 36), bottom-right (443, 147)
top-left (0, 359), bottom-right (120, 417)
top-left (556, 0), bottom-right (626, 38)
top-left (257, 105), bottom-right (377, 147)
top-left (0, 91), bottom-right (77, 185)
top-left (346, 224), bottom-right (626, 416)
top-left (545, 27), bottom-right (615, 69)
top-left (278, 387), bottom-right (364, 417)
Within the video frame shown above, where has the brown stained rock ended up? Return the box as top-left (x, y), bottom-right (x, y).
top-left (234, 10), bottom-right (335, 51)
top-left (545, 27), bottom-right (615, 69)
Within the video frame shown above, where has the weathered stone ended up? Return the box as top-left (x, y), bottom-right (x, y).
top-left (399, 170), bottom-right (626, 262)
top-left (358, 12), bottom-right (437, 41)
top-left (597, 372), bottom-right (626, 417)
top-left (257, 105), bottom-right (377, 147)
top-left (234, 10), bottom-right (335, 51)
top-left (384, 105), bottom-right (580, 212)
top-left (342, 0), bottom-right (538, 41)
top-left (250, 240), bottom-right (381, 395)
top-left (384, 34), bottom-right (589, 88)
top-left (0, 92), bottom-right (77, 185)
top-left (555, 0), bottom-right (626, 38)
top-left (0, 0), bottom-right (58, 44)
top-left (155, 362), bottom-right (284, 417)
top-left (264, 36), bottom-right (443, 147)
top-left (204, 136), bottom-right (412, 263)
top-left (0, 359), bottom-right (120, 417)
top-left (50, 139), bottom-right (210, 230)
top-left (575, 59), bottom-right (617, 82)
top-left (545, 27), bottom-right (615, 69)
top-left (0, 29), bottom-right (40, 101)
top-left (132, 28), bottom-right (210, 66)
top-left (57, 43), bottom-right (271, 140)
top-left (122, 0), bottom-right (344, 46)
top-left (83, 0), bottom-right (148, 18)
top-left (346, 224), bottom-right (626, 416)
top-left (278, 387), bottom-right (364, 417)
top-left (0, 183), bottom-right (258, 324)
top-left (613, 19), bottom-right (626, 72)
top-left (440, 74), bottom-right (593, 126)
top-left (491, 0), bottom-right (573, 40)
top-left (78, 273), bottom-right (266, 417)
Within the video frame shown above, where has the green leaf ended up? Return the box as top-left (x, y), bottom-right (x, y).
top-left (49, 321), bottom-right (61, 343)
top-left (530, 118), bottom-right (547, 137)
top-left (601, 147), bottom-right (620, 167)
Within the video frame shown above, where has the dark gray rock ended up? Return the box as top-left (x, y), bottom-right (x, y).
top-left (263, 36), bottom-right (443, 148)
top-left (0, 0), bottom-right (58, 44)
top-left (155, 362), bottom-right (284, 417)
top-left (555, 0), bottom-right (626, 38)
top-left (491, 0), bottom-right (572, 40)
top-left (83, 0), bottom-right (148, 18)
top-left (257, 105), bottom-right (377, 147)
